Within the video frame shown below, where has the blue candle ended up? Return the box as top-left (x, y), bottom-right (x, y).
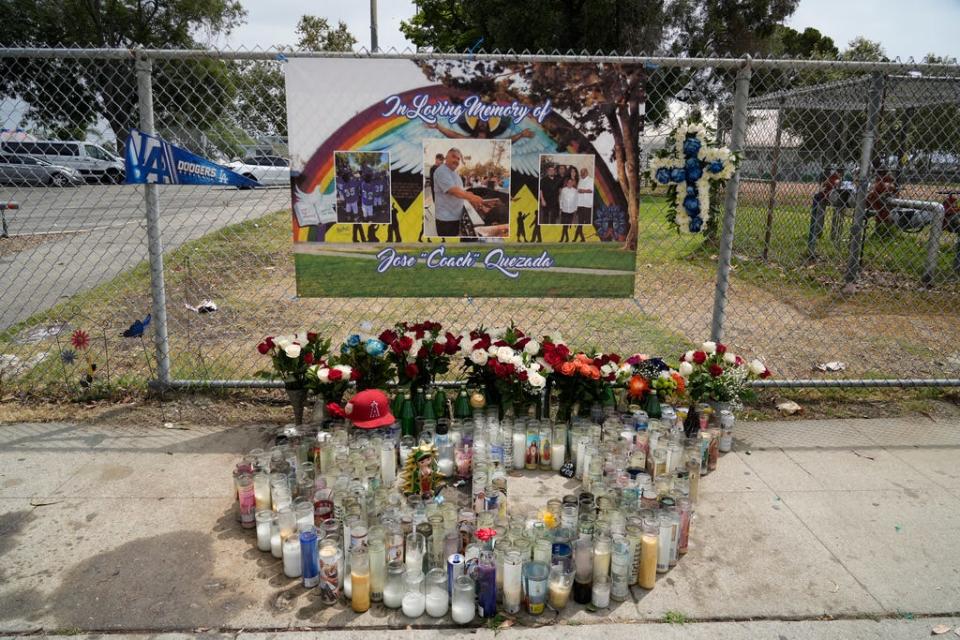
top-left (477, 550), bottom-right (497, 618)
top-left (300, 529), bottom-right (319, 588)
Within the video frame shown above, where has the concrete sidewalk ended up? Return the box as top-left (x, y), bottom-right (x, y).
top-left (1, 416), bottom-right (958, 634)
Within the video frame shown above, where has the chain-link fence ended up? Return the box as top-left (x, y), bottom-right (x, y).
top-left (1, 48), bottom-right (959, 395)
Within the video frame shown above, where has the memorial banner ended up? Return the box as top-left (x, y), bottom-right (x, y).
top-left (285, 57), bottom-right (644, 298)
top-left (124, 129), bottom-right (258, 187)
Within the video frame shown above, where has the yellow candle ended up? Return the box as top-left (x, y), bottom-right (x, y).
top-left (638, 533), bottom-right (658, 589)
top-left (351, 572), bottom-right (371, 612)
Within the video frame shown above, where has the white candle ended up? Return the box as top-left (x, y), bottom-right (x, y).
top-left (451, 600), bottom-right (475, 623)
top-left (576, 440), bottom-right (586, 478)
top-left (437, 458), bottom-right (454, 477)
top-left (383, 581), bottom-right (404, 608)
top-left (503, 585), bottom-right (521, 612)
top-left (283, 538), bottom-right (302, 578)
top-left (402, 592), bottom-right (426, 618)
top-left (550, 443), bottom-right (565, 471)
top-left (381, 446), bottom-right (396, 485)
top-left (256, 520), bottom-right (272, 552)
top-left (270, 530), bottom-right (282, 558)
top-left (512, 432), bottom-right (526, 469)
top-left (405, 549), bottom-right (422, 574)
top-left (344, 572), bottom-right (352, 598)
top-left (425, 592), bottom-right (448, 617)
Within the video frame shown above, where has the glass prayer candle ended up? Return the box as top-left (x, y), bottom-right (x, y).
top-left (511, 428), bottom-right (526, 470)
top-left (318, 538), bottom-right (341, 604)
top-left (651, 447), bottom-right (667, 482)
top-left (550, 528), bottom-right (574, 573)
top-left (669, 508), bottom-right (681, 566)
top-left (383, 560), bottom-right (405, 609)
top-left (707, 428), bottom-right (721, 471)
top-left (351, 549), bottom-right (371, 613)
top-left (502, 550), bottom-right (523, 614)
top-left (402, 570), bottom-right (426, 618)
top-left (255, 509), bottom-right (273, 552)
top-left (477, 549), bottom-right (497, 618)
top-left (405, 532), bottom-right (425, 574)
top-left (639, 518), bottom-right (658, 588)
top-left (720, 426), bottom-right (734, 453)
top-left (437, 442), bottom-right (455, 477)
top-left (386, 525), bottom-right (405, 565)
top-left (547, 565), bottom-right (573, 611)
top-left (625, 523), bottom-right (643, 585)
top-left (573, 536), bottom-right (593, 604)
top-left (369, 538), bottom-right (386, 602)
top-left (592, 533), bottom-right (612, 579)
top-left (301, 528), bottom-right (320, 588)
top-left (277, 505), bottom-right (296, 541)
top-left (381, 440), bottom-right (396, 485)
top-left (561, 504), bottom-right (578, 530)
top-left (425, 568), bottom-right (449, 617)
top-left (270, 515), bottom-right (282, 558)
top-left (295, 501), bottom-right (313, 532)
top-left (533, 537), bottom-right (552, 566)
top-left (538, 421), bottom-right (552, 470)
top-left (522, 561), bottom-right (549, 615)
top-left (610, 536), bottom-right (631, 601)
top-left (236, 473), bottom-right (255, 528)
top-left (253, 471), bottom-right (271, 511)
top-left (591, 574), bottom-right (611, 608)
top-left (451, 575), bottom-right (475, 624)
top-left (678, 498), bottom-right (692, 555)
top-left (283, 533), bottom-right (302, 578)
top-left (656, 513), bottom-right (672, 573)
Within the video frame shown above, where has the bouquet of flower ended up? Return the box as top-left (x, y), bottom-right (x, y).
top-left (256, 331), bottom-right (330, 389)
top-left (336, 332), bottom-right (396, 391)
top-left (462, 324), bottom-right (547, 413)
top-left (305, 361), bottom-right (359, 403)
top-left (547, 341), bottom-right (621, 420)
top-left (678, 341), bottom-right (770, 410)
top-left (618, 354), bottom-right (687, 404)
top-left (379, 321), bottom-right (463, 389)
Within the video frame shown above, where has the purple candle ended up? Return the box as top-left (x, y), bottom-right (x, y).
top-left (477, 550), bottom-right (497, 618)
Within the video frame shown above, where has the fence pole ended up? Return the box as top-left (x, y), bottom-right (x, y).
top-left (843, 72), bottom-right (885, 289)
top-left (710, 56), bottom-right (752, 343)
top-left (135, 51), bottom-right (172, 389)
top-left (761, 97), bottom-right (784, 261)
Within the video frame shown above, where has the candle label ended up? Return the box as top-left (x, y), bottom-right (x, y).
top-left (525, 434), bottom-right (540, 466)
top-left (559, 461), bottom-right (576, 479)
top-left (319, 556), bottom-right (341, 603)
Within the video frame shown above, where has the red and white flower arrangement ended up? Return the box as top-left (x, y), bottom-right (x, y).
top-left (462, 325), bottom-right (548, 411)
top-left (679, 341), bottom-right (770, 408)
top-left (255, 331), bottom-right (330, 389)
top-left (379, 321), bottom-right (463, 388)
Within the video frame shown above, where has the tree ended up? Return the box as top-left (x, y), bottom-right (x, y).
top-left (0, 0), bottom-right (245, 143)
top-left (295, 15), bottom-right (357, 51)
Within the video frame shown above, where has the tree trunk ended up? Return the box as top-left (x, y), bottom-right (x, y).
top-left (618, 103), bottom-right (641, 252)
top-left (605, 106), bottom-right (636, 251)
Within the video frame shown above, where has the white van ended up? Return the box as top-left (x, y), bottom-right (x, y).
top-left (0, 140), bottom-right (125, 183)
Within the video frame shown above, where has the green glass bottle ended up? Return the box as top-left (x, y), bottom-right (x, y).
top-left (644, 388), bottom-right (662, 419)
top-left (390, 389), bottom-right (404, 418)
top-left (413, 387), bottom-right (426, 418)
top-left (433, 387), bottom-right (448, 419)
top-left (454, 385), bottom-right (472, 420)
top-left (400, 390), bottom-right (416, 437)
top-left (423, 390), bottom-right (437, 422)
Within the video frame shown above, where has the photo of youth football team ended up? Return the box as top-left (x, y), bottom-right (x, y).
top-left (334, 150), bottom-right (391, 224)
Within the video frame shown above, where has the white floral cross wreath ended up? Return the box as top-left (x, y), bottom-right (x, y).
top-left (648, 121), bottom-right (737, 233)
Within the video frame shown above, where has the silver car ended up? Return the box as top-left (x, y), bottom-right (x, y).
top-left (0, 153), bottom-right (85, 187)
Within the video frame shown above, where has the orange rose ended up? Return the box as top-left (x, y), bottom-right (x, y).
top-left (558, 362), bottom-right (576, 376)
top-left (586, 366), bottom-right (601, 380)
top-left (671, 372), bottom-right (686, 393)
top-left (574, 353), bottom-right (591, 365)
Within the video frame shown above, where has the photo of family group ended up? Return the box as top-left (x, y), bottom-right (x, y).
top-left (422, 138), bottom-right (511, 239)
top-left (334, 150), bottom-right (391, 224)
top-left (537, 153), bottom-right (595, 241)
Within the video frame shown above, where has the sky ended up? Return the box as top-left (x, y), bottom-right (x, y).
top-left (223, 0), bottom-right (960, 60)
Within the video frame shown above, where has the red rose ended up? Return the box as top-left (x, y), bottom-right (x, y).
top-left (444, 335), bottom-right (460, 355)
top-left (493, 340), bottom-right (508, 347)
top-left (544, 352), bottom-right (563, 368)
top-left (417, 347), bottom-right (427, 359)
top-left (264, 336), bottom-right (274, 349)
top-left (397, 336), bottom-right (414, 352)
top-left (379, 330), bottom-right (397, 344)
top-left (502, 363), bottom-right (515, 375)
top-left (514, 329), bottom-right (525, 338)
top-left (328, 369), bottom-right (343, 381)
top-left (415, 329), bottom-right (426, 339)
top-left (735, 355), bottom-right (744, 366)
top-left (761, 368), bottom-right (772, 379)
top-left (709, 364), bottom-right (724, 377)
top-left (350, 369), bottom-right (361, 381)
top-left (556, 344), bottom-right (570, 359)
top-left (474, 336), bottom-right (491, 351)
top-left (608, 353), bottom-right (621, 364)
top-left (518, 370), bottom-right (528, 381)
top-left (304, 352), bottom-right (315, 365)
top-left (693, 351), bottom-right (707, 364)
top-left (431, 342), bottom-right (445, 356)
top-left (515, 337), bottom-right (530, 349)
top-left (716, 343), bottom-right (727, 355)
top-left (405, 363), bottom-right (419, 379)
top-left (256, 342), bottom-right (270, 354)
top-left (307, 332), bottom-right (318, 343)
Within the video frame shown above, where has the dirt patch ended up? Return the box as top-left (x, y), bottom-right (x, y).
top-left (0, 232), bottom-right (81, 257)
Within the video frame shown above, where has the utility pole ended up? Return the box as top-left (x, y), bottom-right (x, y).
top-left (370, 0), bottom-right (379, 52)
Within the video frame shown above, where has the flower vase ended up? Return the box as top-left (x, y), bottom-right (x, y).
top-left (709, 401), bottom-right (731, 428)
top-left (308, 394), bottom-right (327, 426)
top-left (285, 386), bottom-right (307, 426)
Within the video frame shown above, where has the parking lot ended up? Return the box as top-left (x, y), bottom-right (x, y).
top-left (0, 184), bottom-right (289, 331)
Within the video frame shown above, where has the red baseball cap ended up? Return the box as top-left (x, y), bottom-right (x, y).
top-left (344, 389), bottom-right (395, 429)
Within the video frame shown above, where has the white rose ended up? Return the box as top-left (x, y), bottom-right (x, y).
top-left (551, 332), bottom-right (565, 345)
top-left (528, 372), bottom-right (546, 389)
top-left (318, 367), bottom-right (330, 383)
top-left (487, 345), bottom-right (499, 357)
top-left (283, 343), bottom-right (302, 358)
top-left (435, 335), bottom-right (447, 345)
top-left (335, 364), bottom-right (352, 376)
top-left (509, 354), bottom-right (523, 367)
top-left (684, 350), bottom-right (695, 362)
top-left (679, 361), bottom-right (693, 377)
top-left (496, 346), bottom-right (514, 363)
top-left (470, 350), bottom-right (488, 365)
top-left (702, 341), bottom-right (717, 355)
top-left (528, 361), bottom-right (542, 372)
top-left (749, 359), bottom-right (766, 376)
top-left (537, 358), bottom-right (553, 374)
top-left (524, 340), bottom-right (540, 355)
top-left (724, 352), bottom-right (737, 364)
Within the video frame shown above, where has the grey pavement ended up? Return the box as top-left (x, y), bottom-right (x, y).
top-left (0, 416), bottom-right (959, 634)
top-left (0, 184), bottom-right (288, 331)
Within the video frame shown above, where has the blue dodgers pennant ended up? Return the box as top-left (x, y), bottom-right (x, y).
top-left (124, 129), bottom-right (259, 187)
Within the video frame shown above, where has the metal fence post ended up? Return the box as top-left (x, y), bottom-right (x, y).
top-left (843, 72), bottom-right (885, 289)
top-left (135, 51), bottom-right (172, 389)
top-left (710, 56), bottom-right (752, 343)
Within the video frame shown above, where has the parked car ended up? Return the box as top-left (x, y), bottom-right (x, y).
top-left (225, 155), bottom-right (291, 187)
top-left (0, 140), bottom-right (124, 183)
top-left (0, 153), bottom-right (85, 187)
